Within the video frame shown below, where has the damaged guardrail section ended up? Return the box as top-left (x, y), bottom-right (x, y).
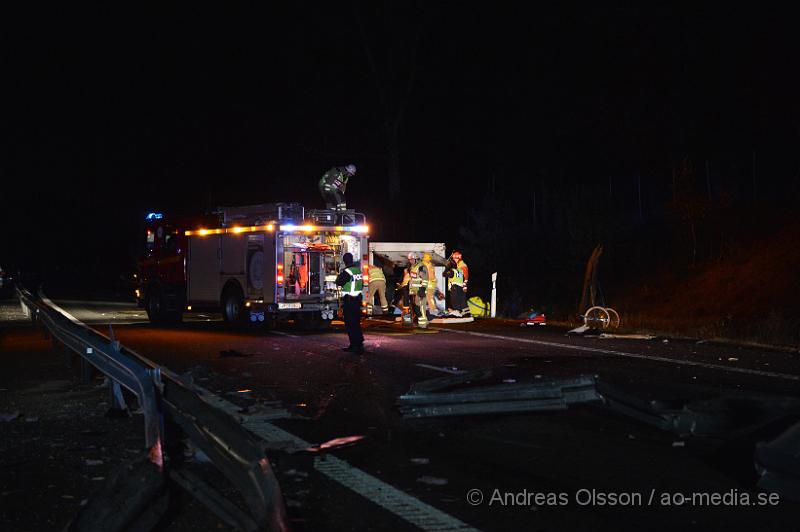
top-left (16, 286), bottom-right (288, 531)
top-left (397, 372), bottom-right (602, 418)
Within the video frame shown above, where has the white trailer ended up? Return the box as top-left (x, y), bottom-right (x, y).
top-left (368, 242), bottom-right (448, 304)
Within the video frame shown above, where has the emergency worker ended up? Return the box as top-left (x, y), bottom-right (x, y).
top-left (422, 252), bottom-right (438, 316)
top-left (318, 164), bottom-right (356, 211)
top-left (367, 263), bottom-right (389, 315)
top-left (445, 250), bottom-right (470, 316)
top-left (396, 261), bottom-right (412, 324)
top-left (408, 252), bottom-right (429, 328)
top-left (335, 252), bottom-right (364, 354)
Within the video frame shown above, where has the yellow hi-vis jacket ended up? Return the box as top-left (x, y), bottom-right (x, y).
top-left (422, 259), bottom-right (436, 289)
top-left (409, 262), bottom-right (428, 290)
top-left (449, 260), bottom-right (468, 287)
top-left (368, 265), bottom-right (385, 283)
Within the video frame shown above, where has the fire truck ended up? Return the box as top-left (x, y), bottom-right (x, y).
top-left (136, 204), bottom-right (369, 328)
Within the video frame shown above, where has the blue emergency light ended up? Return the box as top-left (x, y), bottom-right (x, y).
top-left (145, 212), bottom-right (164, 220)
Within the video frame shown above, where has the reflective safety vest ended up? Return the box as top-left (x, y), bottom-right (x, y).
top-left (449, 260), bottom-right (467, 287)
top-left (422, 260), bottom-right (436, 288)
top-left (409, 262), bottom-right (427, 290)
top-left (368, 265), bottom-right (385, 283)
top-left (342, 265), bottom-right (363, 296)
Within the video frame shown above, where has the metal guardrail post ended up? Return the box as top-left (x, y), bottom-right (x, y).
top-left (15, 285), bottom-right (289, 530)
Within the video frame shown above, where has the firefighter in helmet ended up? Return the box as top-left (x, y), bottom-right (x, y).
top-left (445, 250), bottom-right (470, 317)
top-left (318, 164), bottom-right (357, 211)
top-left (408, 252), bottom-right (429, 328)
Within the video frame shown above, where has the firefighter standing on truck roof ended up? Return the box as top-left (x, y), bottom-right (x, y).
top-left (319, 164), bottom-right (357, 211)
top-left (446, 250), bottom-right (470, 317)
top-left (336, 252), bottom-right (364, 354)
top-left (408, 252), bottom-right (429, 328)
top-left (367, 263), bottom-right (389, 315)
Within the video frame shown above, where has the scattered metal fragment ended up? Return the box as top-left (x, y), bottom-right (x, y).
top-left (407, 368), bottom-right (493, 395)
top-left (416, 476), bottom-right (448, 486)
top-left (305, 435), bottom-right (365, 453)
top-left (754, 420), bottom-right (800, 502)
top-left (598, 382), bottom-right (800, 437)
top-left (0, 411), bottom-right (19, 422)
top-left (399, 375), bottom-right (601, 418)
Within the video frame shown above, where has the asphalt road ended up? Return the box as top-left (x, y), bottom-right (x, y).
top-left (22, 299), bottom-right (800, 530)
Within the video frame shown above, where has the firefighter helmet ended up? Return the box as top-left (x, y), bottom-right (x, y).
top-left (452, 251), bottom-right (462, 262)
top-left (422, 252), bottom-right (432, 262)
top-left (344, 164), bottom-right (357, 176)
top-left (407, 252), bottom-right (419, 263)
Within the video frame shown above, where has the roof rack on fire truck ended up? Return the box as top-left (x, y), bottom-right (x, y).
top-left (216, 203), bottom-right (366, 228)
top-left (216, 202), bottom-right (304, 226)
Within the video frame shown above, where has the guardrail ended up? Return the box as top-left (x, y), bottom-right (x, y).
top-left (16, 285), bottom-right (289, 531)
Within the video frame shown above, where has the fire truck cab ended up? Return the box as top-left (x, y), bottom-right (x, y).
top-left (137, 204), bottom-right (369, 328)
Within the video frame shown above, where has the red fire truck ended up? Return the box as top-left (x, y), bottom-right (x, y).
top-left (136, 204), bottom-right (370, 328)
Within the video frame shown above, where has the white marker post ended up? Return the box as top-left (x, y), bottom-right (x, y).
top-left (490, 272), bottom-right (497, 318)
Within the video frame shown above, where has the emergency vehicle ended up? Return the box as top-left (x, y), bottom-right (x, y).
top-left (136, 204), bottom-right (369, 328)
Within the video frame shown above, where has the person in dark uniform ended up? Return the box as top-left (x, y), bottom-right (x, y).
top-left (335, 252), bottom-right (364, 354)
top-left (318, 164), bottom-right (357, 211)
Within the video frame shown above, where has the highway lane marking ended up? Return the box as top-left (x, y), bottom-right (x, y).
top-left (199, 389), bottom-right (478, 531)
top-left (437, 329), bottom-right (800, 382)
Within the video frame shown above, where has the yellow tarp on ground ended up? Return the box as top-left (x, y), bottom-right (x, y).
top-left (468, 296), bottom-right (490, 318)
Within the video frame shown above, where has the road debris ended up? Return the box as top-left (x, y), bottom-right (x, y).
top-left (410, 458), bottom-right (430, 465)
top-left (305, 435), bottom-right (365, 453)
top-left (407, 368), bottom-right (493, 395)
top-left (85, 459), bottom-right (104, 466)
top-left (398, 375), bottom-right (601, 418)
top-left (1, 411), bottom-right (20, 422)
top-left (416, 476), bottom-right (448, 486)
top-left (599, 333), bottom-right (656, 340)
top-left (598, 382), bottom-right (800, 437)
top-left (755, 419), bottom-right (800, 501)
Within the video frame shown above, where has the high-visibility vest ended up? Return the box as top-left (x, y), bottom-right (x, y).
top-left (449, 260), bottom-right (467, 287)
top-left (409, 262), bottom-right (427, 290)
top-left (368, 265), bottom-right (385, 283)
top-left (423, 261), bottom-right (436, 288)
top-left (341, 265), bottom-right (363, 296)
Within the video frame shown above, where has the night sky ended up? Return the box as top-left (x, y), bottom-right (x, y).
top-left (3, 4), bottom-right (799, 283)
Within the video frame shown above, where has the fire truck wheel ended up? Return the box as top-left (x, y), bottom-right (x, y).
top-left (221, 285), bottom-right (246, 324)
top-left (145, 286), bottom-right (165, 324)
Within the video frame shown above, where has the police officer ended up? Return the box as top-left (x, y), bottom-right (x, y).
top-left (336, 252), bottom-right (364, 354)
top-left (319, 164), bottom-right (357, 211)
